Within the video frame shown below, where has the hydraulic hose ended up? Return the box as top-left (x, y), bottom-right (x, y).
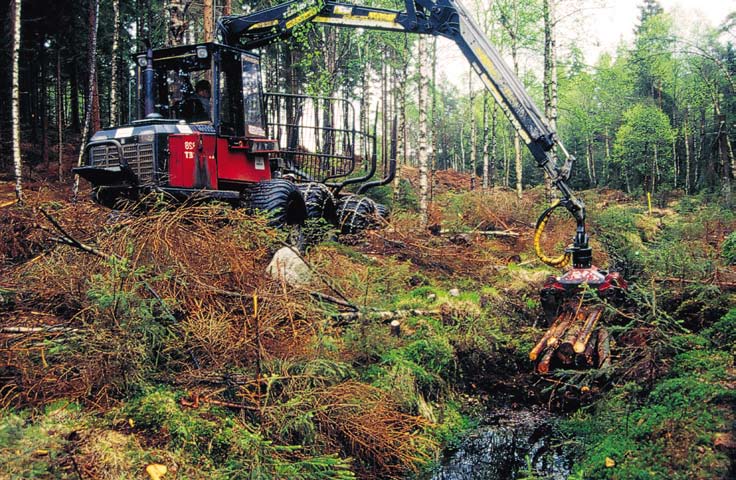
top-left (534, 200), bottom-right (572, 269)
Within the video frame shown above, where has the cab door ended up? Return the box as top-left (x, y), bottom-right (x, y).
top-left (215, 49), bottom-right (271, 184)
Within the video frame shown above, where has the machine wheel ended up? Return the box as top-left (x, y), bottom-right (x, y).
top-left (373, 202), bottom-right (390, 220)
top-left (336, 195), bottom-right (378, 234)
top-left (298, 182), bottom-right (336, 222)
top-left (246, 179), bottom-right (307, 227)
top-left (92, 187), bottom-right (119, 209)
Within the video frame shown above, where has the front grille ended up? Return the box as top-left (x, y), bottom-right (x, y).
top-left (90, 142), bottom-right (155, 184)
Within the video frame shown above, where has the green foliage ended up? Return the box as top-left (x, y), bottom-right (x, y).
top-left (0, 402), bottom-right (85, 478)
top-left (371, 332), bottom-right (456, 406)
top-left (126, 387), bottom-right (357, 478)
top-left (126, 388), bottom-right (217, 451)
top-left (704, 308), bottom-right (736, 352)
top-left (561, 335), bottom-right (734, 479)
top-left (721, 231), bottom-right (736, 265)
top-left (613, 103), bottom-right (675, 193)
top-left (394, 178), bottom-right (420, 211)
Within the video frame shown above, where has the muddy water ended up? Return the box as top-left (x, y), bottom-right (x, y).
top-left (432, 406), bottom-right (573, 480)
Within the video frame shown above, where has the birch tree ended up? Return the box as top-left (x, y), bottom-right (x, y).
top-left (12, 0), bottom-right (23, 202)
top-left (110, 0), bottom-right (121, 125)
top-left (57, 46), bottom-right (64, 182)
top-left (542, 0), bottom-right (557, 199)
top-left (494, 0), bottom-right (540, 198)
top-left (417, 37), bottom-right (430, 227)
top-left (469, 68), bottom-right (477, 189)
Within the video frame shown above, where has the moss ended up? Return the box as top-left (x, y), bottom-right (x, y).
top-left (561, 337), bottom-right (734, 480)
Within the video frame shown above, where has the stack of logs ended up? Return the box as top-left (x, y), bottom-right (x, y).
top-left (530, 302), bottom-right (611, 374)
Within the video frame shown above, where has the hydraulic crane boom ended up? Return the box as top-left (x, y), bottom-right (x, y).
top-left (218, 0), bottom-right (592, 268)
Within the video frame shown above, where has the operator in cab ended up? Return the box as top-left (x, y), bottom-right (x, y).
top-left (181, 79), bottom-right (211, 123)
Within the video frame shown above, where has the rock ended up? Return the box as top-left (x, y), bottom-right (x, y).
top-left (267, 247), bottom-right (312, 286)
top-left (427, 293), bottom-right (437, 302)
top-left (449, 288), bottom-right (460, 297)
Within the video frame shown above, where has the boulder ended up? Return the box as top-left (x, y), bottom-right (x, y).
top-left (267, 247), bottom-right (312, 287)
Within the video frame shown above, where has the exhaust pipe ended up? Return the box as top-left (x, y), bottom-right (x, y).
top-left (144, 40), bottom-right (155, 118)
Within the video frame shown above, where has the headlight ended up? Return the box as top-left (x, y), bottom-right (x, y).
top-left (137, 55), bottom-right (147, 68)
top-left (196, 46), bottom-right (208, 59)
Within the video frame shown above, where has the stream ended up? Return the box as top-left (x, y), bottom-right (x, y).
top-left (432, 406), bottom-right (574, 480)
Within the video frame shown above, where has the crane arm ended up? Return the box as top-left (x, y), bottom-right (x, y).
top-left (218, 0), bottom-right (592, 268)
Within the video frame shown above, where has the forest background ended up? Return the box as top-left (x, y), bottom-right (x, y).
top-left (0, 0), bottom-right (734, 204)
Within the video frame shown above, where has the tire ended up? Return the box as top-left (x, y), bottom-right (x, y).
top-left (373, 202), bottom-right (390, 220)
top-left (92, 187), bottom-right (119, 208)
top-left (245, 179), bottom-right (307, 227)
top-left (298, 182), bottom-right (336, 222)
top-left (336, 195), bottom-right (378, 234)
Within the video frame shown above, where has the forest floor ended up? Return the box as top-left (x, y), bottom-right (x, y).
top-left (0, 163), bottom-right (735, 479)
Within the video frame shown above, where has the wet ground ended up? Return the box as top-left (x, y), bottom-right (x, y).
top-left (432, 406), bottom-right (573, 480)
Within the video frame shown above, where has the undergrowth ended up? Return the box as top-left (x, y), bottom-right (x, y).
top-left (1, 188), bottom-right (734, 479)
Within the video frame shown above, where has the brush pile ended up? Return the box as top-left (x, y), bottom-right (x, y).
top-left (0, 191), bottom-right (435, 478)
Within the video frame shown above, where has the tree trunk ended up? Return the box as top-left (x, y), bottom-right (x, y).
top-left (430, 37), bottom-right (438, 200)
top-left (110, 0), bottom-right (121, 125)
top-left (469, 68), bottom-right (477, 189)
top-left (73, 0), bottom-right (100, 198)
top-left (604, 127), bottom-right (611, 184)
top-left (42, 48), bottom-right (50, 169)
top-left (167, 0), bottom-right (192, 46)
top-left (482, 92), bottom-right (489, 190)
top-left (717, 114), bottom-right (733, 205)
top-left (203, 0), bottom-right (214, 42)
top-left (504, 129), bottom-right (510, 187)
top-left (393, 34), bottom-right (409, 201)
top-left (223, 0), bottom-right (232, 16)
top-left (12, 0), bottom-right (23, 202)
top-left (652, 143), bottom-right (658, 194)
top-left (542, 0), bottom-right (558, 200)
top-left (684, 110), bottom-right (691, 194)
top-left (417, 37), bottom-right (430, 227)
top-left (57, 46), bottom-right (64, 182)
top-left (393, 36), bottom-right (408, 200)
top-left (490, 102), bottom-right (498, 187)
top-left (70, 64), bottom-right (80, 133)
top-left (501, 4), bottom-right (523, 199)
top-left (585, 139), bottom-right (593, 185)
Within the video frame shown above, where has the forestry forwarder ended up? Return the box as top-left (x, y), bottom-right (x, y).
top-left (74, 0), bottom-right (625, 350)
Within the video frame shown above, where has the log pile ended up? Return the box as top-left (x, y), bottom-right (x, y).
top-left (530, 302), bottom-right (611, 374)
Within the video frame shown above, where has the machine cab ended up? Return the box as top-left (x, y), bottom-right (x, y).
top-left (137, 42), bottom-right (267, 140)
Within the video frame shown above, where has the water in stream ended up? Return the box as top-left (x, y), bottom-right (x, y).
top-left (432, 406), bottom-right (573, 480)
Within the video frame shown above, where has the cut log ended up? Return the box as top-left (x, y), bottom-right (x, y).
top-left (596, 328), bottom-right (611, 368)
top-left (529, 310), bottom-right (573, 361)
top-left (574, 306), bottom-right (603, 354)
top-left (556, 310), bottom-right (587, 364)
top-left (575, 329), bottom-right (598, 368)
top-left (332, 309), bottom-right (439, 325)
top-left (537, 348), bottom-right (555, 374)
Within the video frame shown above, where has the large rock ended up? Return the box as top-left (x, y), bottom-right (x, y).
top-left (267, 247), bottom-right (312, 286)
